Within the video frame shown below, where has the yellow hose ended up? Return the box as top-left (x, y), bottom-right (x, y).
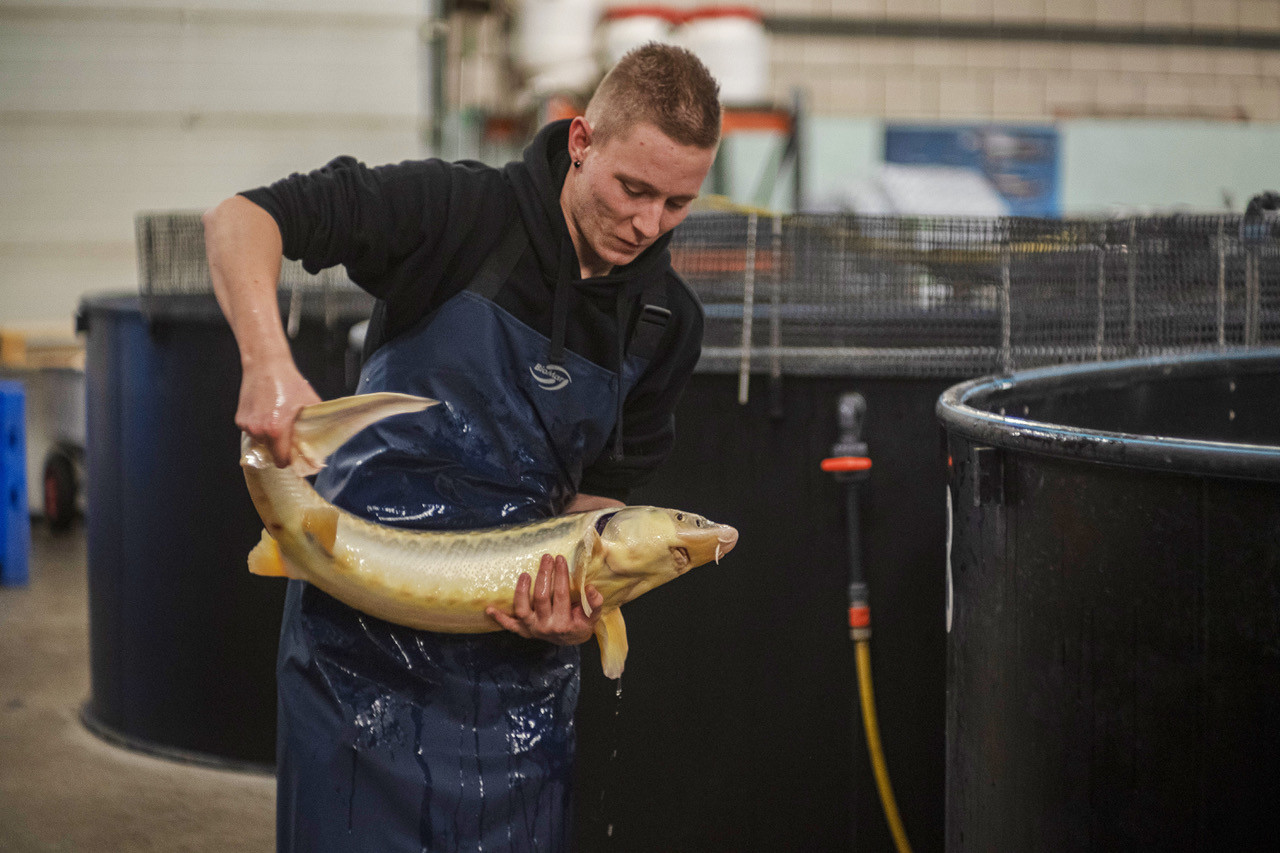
top-left (855, 638), bottom-right (914, 853)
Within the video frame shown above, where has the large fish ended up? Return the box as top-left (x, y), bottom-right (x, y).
top-left (241, 392), bottom-right (738, 678)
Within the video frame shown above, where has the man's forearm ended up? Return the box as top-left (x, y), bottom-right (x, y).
top-left (204, 194), bottom-right (320, 463)
top-left (204, 195), bottom-right (291, 371)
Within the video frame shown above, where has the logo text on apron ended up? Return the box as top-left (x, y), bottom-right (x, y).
top-left (529, 363), bottom-right (572, 391)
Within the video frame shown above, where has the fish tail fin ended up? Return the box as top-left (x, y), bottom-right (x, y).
top-left (292, 392), bottom-right (438, 471)
top-left (248, 530), bottom-right (290, 578)
top-left (595, 608), bottom-right (629, 679)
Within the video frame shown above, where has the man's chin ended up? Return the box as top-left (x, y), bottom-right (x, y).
top-left (607, 241), bottom-right (645, 267)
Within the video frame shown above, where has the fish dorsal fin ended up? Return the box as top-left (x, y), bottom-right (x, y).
top-left (292, 393), bottom-right (437, 473)
top-left (595, 608), bottom-right (628, 679)
top-left (247, 530), bottom-right (290, 577)
top-left (575, 523), bottom-right (607, 618)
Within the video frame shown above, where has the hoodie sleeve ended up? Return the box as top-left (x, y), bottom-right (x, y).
top-left (577, 278), bottom-right (704, 502)
top-left (239, 155), bottom-right (453, 298)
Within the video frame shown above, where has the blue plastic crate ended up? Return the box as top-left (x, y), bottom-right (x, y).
top-left (0, 381), bottom-right (29, 586)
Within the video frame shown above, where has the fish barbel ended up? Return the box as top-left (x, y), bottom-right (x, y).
top-left (240, 392), bottom-right (738, 678)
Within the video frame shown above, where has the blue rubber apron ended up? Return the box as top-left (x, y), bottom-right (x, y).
top-left (275, 220), bottom-right (649, 852)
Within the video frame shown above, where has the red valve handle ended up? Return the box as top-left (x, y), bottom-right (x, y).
top-left (821, 456), bottom-right (872, 473)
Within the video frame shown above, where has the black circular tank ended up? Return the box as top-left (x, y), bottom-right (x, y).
top-left (80, 293), bottom-right (360, 769)
top-left (938, 349), bottom-right (1280, 851)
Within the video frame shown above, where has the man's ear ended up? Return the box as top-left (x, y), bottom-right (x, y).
top-left (567, 115), bottom-right (593, 162)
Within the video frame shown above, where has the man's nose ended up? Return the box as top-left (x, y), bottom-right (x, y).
top-left (633, 199), bottom-right (663, 239)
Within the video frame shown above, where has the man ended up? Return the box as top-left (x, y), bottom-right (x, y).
top-left (205, 43), bottom-right (720, 851)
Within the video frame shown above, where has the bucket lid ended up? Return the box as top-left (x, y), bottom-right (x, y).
top-left (603, 5), bottom-right (685, 22)
top-left (682, 5), bottom-right (764, 22)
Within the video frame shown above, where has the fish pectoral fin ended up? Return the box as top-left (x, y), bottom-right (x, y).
top-left (247, 530), bottom-right (290, 578)
top-left (594, 607), bottom-right (629, 680)
top-left (575, 524), bottom-right (607, 618)
top-left (302, 506), bottom-right (339, 556)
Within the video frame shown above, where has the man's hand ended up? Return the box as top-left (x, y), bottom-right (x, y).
top-left (487, 554), bottom-right (604, 645)
top-left (236, 362), bottom-right (321, 467)
top-left (564, 493), bottom-right (624, 513)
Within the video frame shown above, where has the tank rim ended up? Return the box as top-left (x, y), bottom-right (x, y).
top-left (936, 347), bottom-right (1280, 482)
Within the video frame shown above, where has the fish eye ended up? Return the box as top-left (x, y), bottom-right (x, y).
top-left (675, 513), bottom-right (685, 522)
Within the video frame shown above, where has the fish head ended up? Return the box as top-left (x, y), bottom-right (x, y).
top-left (593, 506), bottom-right (738, 590)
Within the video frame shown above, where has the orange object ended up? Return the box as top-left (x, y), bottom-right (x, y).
top-left (821, 456), bottom-right (872, 473)
top-left (721, 109), bottom-right (792, 135)
top-left (849, 605), bottom-right (871, 629)
top-left (544, 96), bottom-right (583, 124)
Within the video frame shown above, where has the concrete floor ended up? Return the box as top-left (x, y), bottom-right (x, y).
top-left (0, 522), bottom-right (275, 852)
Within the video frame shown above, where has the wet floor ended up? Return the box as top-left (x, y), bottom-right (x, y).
top-left (0, 522), bottom-right (275, 852)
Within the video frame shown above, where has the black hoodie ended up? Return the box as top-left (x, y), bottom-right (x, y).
top-left (240, 120), bottom-right (704, 501)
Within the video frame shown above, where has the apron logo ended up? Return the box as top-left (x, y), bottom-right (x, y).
top-left (530, 363), bottom-right (571, 391)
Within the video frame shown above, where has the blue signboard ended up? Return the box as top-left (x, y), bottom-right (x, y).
top-left (884, 125), bottom-right (1060, 217)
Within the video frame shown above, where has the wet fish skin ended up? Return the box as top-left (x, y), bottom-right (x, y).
top-left (240, 392), bottom-right (738, 677)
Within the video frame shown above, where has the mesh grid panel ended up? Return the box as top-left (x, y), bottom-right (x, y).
top-left (674, 211), bottom-right (1280, 377)
top-left (138, 210), bottom-right (1280, 378)
top-left (136, 211), bottom-right (374, 322)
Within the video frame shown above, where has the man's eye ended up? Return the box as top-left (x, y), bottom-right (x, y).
top-left (621, 182), bottom-right (642, 197)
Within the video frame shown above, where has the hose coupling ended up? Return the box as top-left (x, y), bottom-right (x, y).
top-left (848, 580), bottom-right (871, 641)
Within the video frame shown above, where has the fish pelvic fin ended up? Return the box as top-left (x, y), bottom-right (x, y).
top-left (595, 607), bottom-right (629, 679)
top-left (291, 392), bottom-right (437, 473)
top-left (302, 505), bottom-right (339, 556)
top-left (575, 523), bottom-right (607, 618)
top-left (247, 530), bottom-right (290, 577)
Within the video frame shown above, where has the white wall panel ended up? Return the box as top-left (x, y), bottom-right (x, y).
top-left (0, 2), bottom-right (426, 325)
top-left (0, 18), bottom-right (419, 116)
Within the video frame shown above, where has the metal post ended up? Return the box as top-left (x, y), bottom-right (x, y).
top-left (738, 213), bottom-right (758, 404)
top-left (1217, 218), bottom-right (1227, 349)
top-left (1245, 248), bottom-right (1261, 347)
top-left (1126, 219), bottom-right (1137, 353)
top-left (999, 249), bottom-right (1012, 373)
top-left (1095, 228), bottom-right (1107, 362)
top-left (768, 215), bottom-right (784, 418)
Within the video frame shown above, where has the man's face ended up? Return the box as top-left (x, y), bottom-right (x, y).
top-left (562, 120), bottom-right (717, 278)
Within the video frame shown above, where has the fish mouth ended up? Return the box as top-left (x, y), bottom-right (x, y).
top-left (713, 529), bottom-right (738, 564)
top-left (673, 546), bottom-right (690, 570)
top-left (677, 525), bottom-right (738, 566)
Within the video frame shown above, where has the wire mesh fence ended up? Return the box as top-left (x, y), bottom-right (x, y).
top-left (137, 209), bottom-right (1280, 378)
top-left (674, 211), bottom-right (1280, 378)
top-left (135, 211), bottom-right (375, 326)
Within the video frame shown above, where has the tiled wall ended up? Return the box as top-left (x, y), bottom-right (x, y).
top-left (758, 0), bottom-right (1280, 120)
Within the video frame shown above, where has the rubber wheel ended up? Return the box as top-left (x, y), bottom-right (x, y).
top-left (43, 450), bottom-right (77, 533)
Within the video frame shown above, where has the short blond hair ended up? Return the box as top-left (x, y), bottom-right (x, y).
top-left (585, 43), bottom-right (721, 150)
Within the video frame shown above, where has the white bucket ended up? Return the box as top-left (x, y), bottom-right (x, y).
top-left (677, 6), bottom-right (769, 107)
top-left (598, 6), bottom-right (682, 68)
top-left (516, 0), bottom-right (605, 93)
